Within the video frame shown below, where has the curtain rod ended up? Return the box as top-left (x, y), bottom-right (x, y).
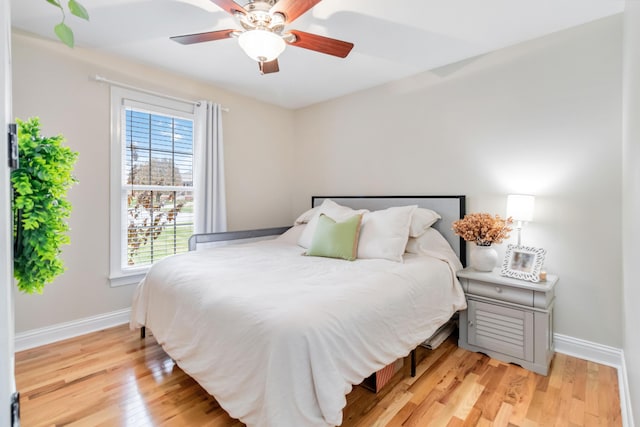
top-left (92, 74), bottom-right (230, 113)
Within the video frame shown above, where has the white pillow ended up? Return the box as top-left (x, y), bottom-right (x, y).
top-left (298, 199), bottom-right (368, 248)
top-left (405, 228), bottom-right (463, 272)
top-left (409, 208), bottom-right (441, 237)
top-left (357, 205), bottom-right (416, 262)
top-left (294, 207), bottom-right (319, 225)
top-left (276, 224), bottom-right (306, 244)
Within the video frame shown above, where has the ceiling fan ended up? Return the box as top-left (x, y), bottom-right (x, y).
top-left (170, 0), bottom-right (354, 74)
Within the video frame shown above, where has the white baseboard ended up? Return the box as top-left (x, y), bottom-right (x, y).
top-left (14, 308), bottom-right (131, 353)
top-left (554, 333), bottom-right (623, 368)
top-left (554, 333), bottom-right (634, 427)
top-left (619, 353), bottom-right (636, 427)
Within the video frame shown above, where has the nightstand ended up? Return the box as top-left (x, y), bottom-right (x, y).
top-left (457, 267), bottom-right (558, 375)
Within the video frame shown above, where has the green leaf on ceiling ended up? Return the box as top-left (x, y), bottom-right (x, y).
top-left (68, 0), bottom-right (89, 20)
top-left (54, 22), bottom-right (74, 48)
top-left (45, 0), bottom-right (62, 8)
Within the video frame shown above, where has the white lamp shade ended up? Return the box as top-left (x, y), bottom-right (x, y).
top-left (506, 194), bottom-right (535, 222)
top-left (238, 30), bottom-right (286, 62)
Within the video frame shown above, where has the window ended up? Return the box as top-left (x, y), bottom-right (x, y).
top-left (110, 88), bottom-right (196, 286)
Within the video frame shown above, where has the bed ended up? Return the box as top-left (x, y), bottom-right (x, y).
top-left (130, 195), bottom-right (467, 427)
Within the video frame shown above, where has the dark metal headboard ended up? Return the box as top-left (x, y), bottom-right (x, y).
top-left (312, 195), bottom-right (466, 266)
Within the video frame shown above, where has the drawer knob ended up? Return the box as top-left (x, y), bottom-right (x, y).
top-left (495, 287), bottom-right (502, 293)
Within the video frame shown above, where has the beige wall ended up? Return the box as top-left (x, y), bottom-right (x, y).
top-left (11, 32), bottom-right (295, 332)
top-left (293, 16), bottom-right (623, 347)
top-left (623, 1), bottom-right (640, 422)
top-left (12, 15), bottom-right (626, 351)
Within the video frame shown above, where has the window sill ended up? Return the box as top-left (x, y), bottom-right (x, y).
top-left (109, 270), bottom-right (148, 287)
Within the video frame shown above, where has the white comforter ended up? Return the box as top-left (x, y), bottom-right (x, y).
top-left (130, 239), bottom-right (466, 427)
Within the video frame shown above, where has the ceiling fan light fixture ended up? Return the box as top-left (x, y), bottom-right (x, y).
top-left (238, 29), bottom-right (286, 62)
top-left (170, 0), bottom-right (354, 74)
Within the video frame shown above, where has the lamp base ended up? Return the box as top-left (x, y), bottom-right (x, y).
top-left (515, 222), bottom-right (524, 246)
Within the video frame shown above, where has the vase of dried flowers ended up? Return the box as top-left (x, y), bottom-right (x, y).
top-left (452, 213), bottom-right (513, 272)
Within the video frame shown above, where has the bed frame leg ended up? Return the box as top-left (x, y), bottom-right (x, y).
top-left (410, 349), bottom-right (416, 377)
top-left (140, 326), bottom-right (146, 339)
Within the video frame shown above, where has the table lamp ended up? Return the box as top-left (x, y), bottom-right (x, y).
top-left (506, 194), bottom-right (535, 246)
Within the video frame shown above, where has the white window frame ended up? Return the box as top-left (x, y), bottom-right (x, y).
top-left (109, 87), bottom-right (196, 287)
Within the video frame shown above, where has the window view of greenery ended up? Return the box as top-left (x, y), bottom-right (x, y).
top-left (124, 109), bottom-right (194, 267)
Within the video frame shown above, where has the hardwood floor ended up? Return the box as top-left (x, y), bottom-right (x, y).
top-left (15, 325), bottom-right (622, 426)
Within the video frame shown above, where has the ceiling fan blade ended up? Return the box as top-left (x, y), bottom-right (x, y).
top-left (288, 30), bottom-right (354, 58)
top-left (170, 29), bottom-right (235, 45)
top-left (209, 0), bottom-right (247, 16)
top-left (259, 59), bottom-right (280, 75)
top-left (270, 0), bottom-right (321, 24)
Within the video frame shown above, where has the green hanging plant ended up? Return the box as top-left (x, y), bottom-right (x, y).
top-left (44, 0), bottom-right (90, 48)
top-left (12, 118), bottom-right (79, 294)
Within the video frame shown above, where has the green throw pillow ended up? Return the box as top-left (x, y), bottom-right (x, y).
top-left (306, 213), bottom-right (363, 261)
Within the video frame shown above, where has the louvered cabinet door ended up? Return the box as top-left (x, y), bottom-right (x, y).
top-left (467, 299), bottom-right (534, 362)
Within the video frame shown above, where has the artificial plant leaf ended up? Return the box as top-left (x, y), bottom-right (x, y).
top-left (13, 118), bottom-right (78, 294)
top-left (68, 0), bottom-right (89, 20)
top-left (45, 0), bottom-right (62, 8)
top-left (54, 22), bottom-right (74, 48)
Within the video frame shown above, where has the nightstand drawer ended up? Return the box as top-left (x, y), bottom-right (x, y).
top-left (467, 280), bottom-right (534, 306)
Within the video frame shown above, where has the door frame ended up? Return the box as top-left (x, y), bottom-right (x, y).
top-left (0, 0), bottom-right (16, 425)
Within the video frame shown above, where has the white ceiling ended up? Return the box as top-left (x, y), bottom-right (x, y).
top-left (11, 0), bottom-right (625, 109)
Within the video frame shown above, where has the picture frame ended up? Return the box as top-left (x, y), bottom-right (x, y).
top-left (500, 244), bottom-right (546, 282)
